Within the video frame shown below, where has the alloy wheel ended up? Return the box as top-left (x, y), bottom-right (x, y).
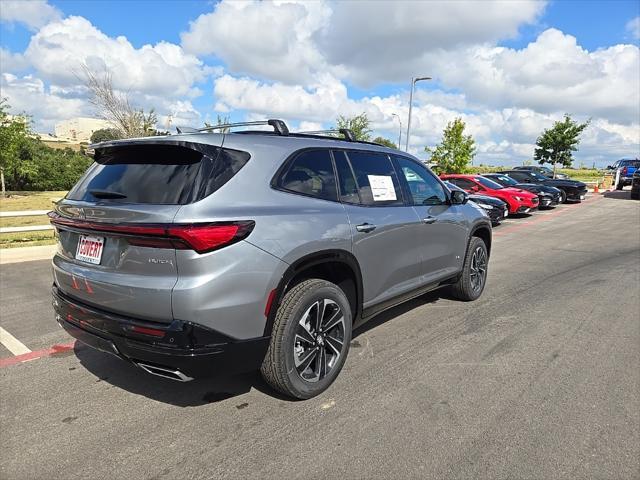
top-left (469, 246), bottom-right (487, 292)
top-left (293, 299), bottom-right (345, 383)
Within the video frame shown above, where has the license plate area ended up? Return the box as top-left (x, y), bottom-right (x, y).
top-left (76, 235), bottom-right (105, 265)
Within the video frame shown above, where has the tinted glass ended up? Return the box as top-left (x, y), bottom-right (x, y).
top-left (333, 151), bottom-right (360, 204)
top-left (621, 160), bottom-right (640, 167)
top-left (507, 172), bottom-right (529, 182)
top-left (279, 150), bottom-right (337, 201)
top-left (347, 151), bottom-right (403, 206)
top-left (491, 174), bottom-right (518, 186)
top-left (527, 171), bottom-right (548, 181)
top-left (449, 178), bottom-right (476, 190)
top-left (475, 176), bottom-right (504, 189)
top-left (67, 143), bottom-right (248, 205)
top-left (395, 156), bottom-right (447, 205)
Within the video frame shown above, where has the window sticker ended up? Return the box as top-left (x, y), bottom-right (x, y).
top-left (367, 175), bottom-right (397, 201)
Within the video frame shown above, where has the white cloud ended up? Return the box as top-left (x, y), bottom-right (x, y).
top-left (627, 16), bottom-right (640, 40)
top-left (182, 0), bottom-right (332, 84)
top-left (1, 73), bottom-right (86, 131)
top-left (319, 0), bottom-right (546, 86)
top-left (434, 29), bottom-right (640, 124)
top-left (0, 0), bottom-right (61, 30)
top-left (25, 16), bottom-right (209, 97)
top-left (0, 47), bottom-right (29, 71)
top-left (212, 71), bottom-right (639, 166)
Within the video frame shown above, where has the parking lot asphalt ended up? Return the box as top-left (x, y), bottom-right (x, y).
top-left (1, 192), bottom-right (639, 480)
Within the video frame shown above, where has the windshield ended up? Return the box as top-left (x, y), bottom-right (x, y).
top-left (475, 176), bottom-right (504, 190)
top-left (492, 175), bottom-right (518, 186)
top-left (528, 171), bottom-right (548, 181)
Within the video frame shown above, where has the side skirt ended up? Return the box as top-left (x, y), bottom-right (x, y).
top-left (355, 275), bottom-right (458, 329)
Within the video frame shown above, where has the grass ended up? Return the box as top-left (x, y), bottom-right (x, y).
top-left (0, 231), bottom-right (56, 248)
top-left (0, 191), bottom-right (66, 248)
top-left (0, 191), bottom-right (67, 212)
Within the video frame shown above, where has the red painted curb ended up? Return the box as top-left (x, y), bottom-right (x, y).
top-left (0, 341), bottom-right (76, 368)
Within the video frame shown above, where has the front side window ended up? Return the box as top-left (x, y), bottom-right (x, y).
top-left (346, 151), bottom-right (404, 206)
top-left (394, 156), bottom-right (447, 205)
top-left (278, 150), bottom-right (337, 201)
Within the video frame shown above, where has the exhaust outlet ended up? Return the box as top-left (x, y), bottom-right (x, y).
top-left (136, 362), bottom-right (194, 382)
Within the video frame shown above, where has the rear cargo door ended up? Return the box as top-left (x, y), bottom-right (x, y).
top-left (52, 139), bottom-right (224, 322)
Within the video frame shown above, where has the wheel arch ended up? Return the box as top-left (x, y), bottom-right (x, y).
top-left (470, 222), bottom-right (492, 257)
top-left (262, 249), bottom-right (363, 336)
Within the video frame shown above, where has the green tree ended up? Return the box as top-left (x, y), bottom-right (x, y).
top-left (335, 113), bottom-right (372, 141)
top-left (534, 114), bottom-right (590, 175)
top-left (0, 99), bottom-right (92, 192)
top-left (372, 136), bottom-right (397, 148)
top-left (90, 128), bottom-right (121, 144)
top-left (425, 118), bottom-right (476, 174)
top-left (0, 99), bottom-right (32, 195)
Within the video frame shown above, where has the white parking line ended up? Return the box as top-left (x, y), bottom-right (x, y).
top-left (0, 326), bottom-right (32, 355)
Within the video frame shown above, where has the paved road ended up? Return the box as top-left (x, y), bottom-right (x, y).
top-left (1, 192), bottom-right (639, 480)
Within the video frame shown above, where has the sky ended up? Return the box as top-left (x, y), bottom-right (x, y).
top-left (1, 0), bottom-right (639, 167)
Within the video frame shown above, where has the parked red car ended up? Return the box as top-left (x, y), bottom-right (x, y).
top-left (441, 174), bottom-right (539, 214)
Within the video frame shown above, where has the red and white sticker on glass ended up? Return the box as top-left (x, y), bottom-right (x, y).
top-left (76, 235), bottom-right (105, 265)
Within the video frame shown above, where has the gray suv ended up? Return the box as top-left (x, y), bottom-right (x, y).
top-left (50, 120), bottom-right (491, 399)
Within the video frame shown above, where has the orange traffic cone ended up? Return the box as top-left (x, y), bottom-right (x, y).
top-left (593, 184), bottom-right (599, 193)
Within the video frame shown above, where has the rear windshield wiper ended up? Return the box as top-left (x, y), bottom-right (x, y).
top-left (89, 189), bottom-right (128, 199)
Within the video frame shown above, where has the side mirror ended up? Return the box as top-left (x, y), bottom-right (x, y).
top-left (470, 185), bottom-right (480, 192)
top-left (450, 190), bottom-right (468, 205)
top-left (607, 165), bottom-right (613, 170)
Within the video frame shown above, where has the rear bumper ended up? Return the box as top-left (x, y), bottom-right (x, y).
top-left (565, 189), bottom-right (588, 201)
top-left (620, 177), bottom-right (633, 186)
top-left (52, 285), bottom-right (269, 380)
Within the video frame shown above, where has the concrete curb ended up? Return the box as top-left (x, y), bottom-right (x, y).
top-left (0, 244), bottom-right (57, 265)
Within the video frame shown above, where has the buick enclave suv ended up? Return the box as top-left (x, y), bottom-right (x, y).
top-left (50, 120), bottom-right (492, 399)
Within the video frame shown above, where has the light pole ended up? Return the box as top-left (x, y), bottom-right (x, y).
top-left (391, 113), bottom-right (402, 149)
top-left (405, 76), bottom-right (431, 152)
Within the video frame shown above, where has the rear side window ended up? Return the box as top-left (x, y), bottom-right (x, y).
top-left (278, 150), bottom-right (338, 201)
top-left (333, 151), bottom-right (360, 204)
top-left (448, 178), bottom-right (475, 190)
top-left (67, 143), bottom-right (249, 205)
top-left (346, 151), bottom-right (403, 206)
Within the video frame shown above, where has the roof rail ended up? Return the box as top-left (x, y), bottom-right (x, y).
top-left (193, 119), bottom-right (289, 136)
top-left (296, 128), bottom-right (356, 142)
top-left (175, 126), bottom-right (199, 134)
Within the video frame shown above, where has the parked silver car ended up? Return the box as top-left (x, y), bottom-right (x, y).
top-left (50, 120), bottom-right (492, 399)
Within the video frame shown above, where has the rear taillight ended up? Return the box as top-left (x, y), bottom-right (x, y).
top-left (622, 167), bottom-right (628, 175)
top-left (48, 212), bottom-right (254, 253)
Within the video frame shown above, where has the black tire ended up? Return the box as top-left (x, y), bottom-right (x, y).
top-left (260, 278), bottom-right (352, 399)
top-left (559, 189), bottom-right (567, 203)
top-left (449, 236), bottom-right (488, 301)
top-left (631, 189), bottom-right (640, 200)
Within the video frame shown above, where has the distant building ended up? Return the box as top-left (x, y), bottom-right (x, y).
top-left (54, 117), bottom-right (111, 143)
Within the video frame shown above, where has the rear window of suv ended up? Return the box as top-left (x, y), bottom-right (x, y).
top-left (67, 142), bottom-right (250, 205)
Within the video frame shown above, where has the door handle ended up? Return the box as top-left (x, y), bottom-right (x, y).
top-left (422, 216), bottom-right (437, 224)
top-left (356, 223), bottom-right (377, 233)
